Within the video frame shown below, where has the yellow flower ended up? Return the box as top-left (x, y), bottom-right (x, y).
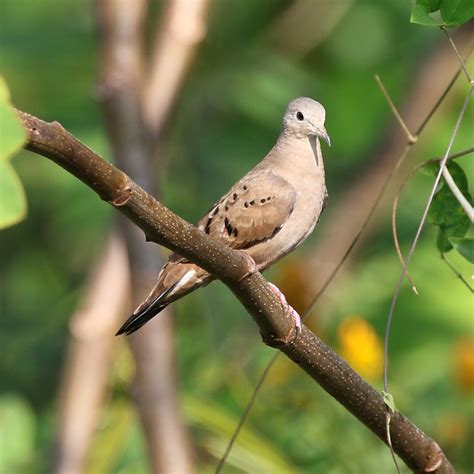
top-left (454, 338), bottom-right (474, 392)
top-left (338, 317), bottom-right (383, 380)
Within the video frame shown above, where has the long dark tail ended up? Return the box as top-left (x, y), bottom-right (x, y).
top-left (115, 283), bottom-right (178, 336)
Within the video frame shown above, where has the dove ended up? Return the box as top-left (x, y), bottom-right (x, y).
top-left (116, 97), bottom-right (330, 336)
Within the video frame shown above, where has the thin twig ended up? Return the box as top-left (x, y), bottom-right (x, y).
top-left (442, 166), bottom-right (474, 221)
top-left (442, 27), bottom-right (473, 84)
top-left (216, 62), bottom-right (467, 472)
top-left (441, 252), bottom-right (473, 292)
top-left (437, 31), bottom-right (474, 221)
top-left (214, 358), bottom-right (277, 474)
top-left (386, 412), bottom-right (402, 474)
top-left (415, 42), bottom-right (472, 135)
top-left (391, 182), bottom-right (418, 294)
top-left (389, 148), bottom-right (474, 473)
top-left (375, 74), bottom-right (417, 144)
top-left (392, 148), bottom-right (474, 281)
top-left (374, 74), bottom-right (420, 291)
top-left (383, 87), bottom-right (473, 393)
top-left (384, 29), bottom-right (474, 396)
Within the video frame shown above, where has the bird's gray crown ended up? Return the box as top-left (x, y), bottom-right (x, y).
top-left (282, 97), bottom-right (329, 145)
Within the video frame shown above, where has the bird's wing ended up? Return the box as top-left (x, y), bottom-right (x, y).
top-left (116, 171), bottom-right (297, 336)
top-left (198, 170), bottom-right (297, 250)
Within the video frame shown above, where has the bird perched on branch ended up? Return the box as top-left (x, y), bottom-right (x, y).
top-left (116, 97), bottom-right (330, 336)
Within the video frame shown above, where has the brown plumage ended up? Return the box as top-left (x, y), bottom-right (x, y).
top-left (116, 97), bottom-right (330, 335)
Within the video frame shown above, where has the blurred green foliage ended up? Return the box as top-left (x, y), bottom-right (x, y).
top-left (0, 76), bottom-right (27, 229)
top-left (0, 0), bottom-right (473, 473)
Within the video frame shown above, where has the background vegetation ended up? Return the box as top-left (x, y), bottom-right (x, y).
top-left (0, 0), bottom-right (472, 472)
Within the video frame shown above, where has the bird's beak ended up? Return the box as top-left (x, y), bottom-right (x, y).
top-left (317, 126), bottom-right (331, 147)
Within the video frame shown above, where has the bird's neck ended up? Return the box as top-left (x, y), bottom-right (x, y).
top-left (269, 133), bottom-right (325, 171)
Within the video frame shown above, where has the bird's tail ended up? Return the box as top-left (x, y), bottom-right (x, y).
top-left (115, 282), bottom-right (178, 336)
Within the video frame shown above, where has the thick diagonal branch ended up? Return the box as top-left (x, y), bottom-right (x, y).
top-left (18, 110), bottom-right (455, 474)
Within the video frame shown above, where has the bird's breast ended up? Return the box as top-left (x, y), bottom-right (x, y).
top-left (249, 163), bottom-right (326, 270)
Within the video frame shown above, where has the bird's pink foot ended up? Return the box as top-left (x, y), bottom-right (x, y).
top-left (268, 282), bottom-right (302, 334)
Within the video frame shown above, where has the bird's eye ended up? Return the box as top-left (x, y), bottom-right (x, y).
top-left (296, 111), bottom-right (304, 121)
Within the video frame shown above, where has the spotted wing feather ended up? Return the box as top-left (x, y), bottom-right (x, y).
top-left (116, 171), bottom-right (297, 336)
top-left (199, 171), bottom-right (297, 249)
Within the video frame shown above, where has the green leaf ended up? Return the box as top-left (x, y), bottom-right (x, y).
top-left (0, 76), bottom-right (27, 229)
top-left (418, 0), bottom-right (442, 12)
top-left (0, 394), bottom-right (36, 471)
top-left (449, 237), bottom-right (474, 263)
top-left (420, 161), bottom-right (441, 176)
top-left (410, 0), bottom-right (473, 26)
top-left (0, 76), bottom-right (11, 102)
top-left (410, 4), bottom-right (444, 26)
top-left (427, 162), bottom-right (472, 253)
top-left (440, 0), bottom-right (474, 26)
top-left (0, 161), bottom-right (27, 228)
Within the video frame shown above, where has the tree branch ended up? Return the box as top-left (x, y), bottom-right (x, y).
top-left (17, 109), bottom-right (455, 473)
top-left (217, 39), bottom-right (472, 465)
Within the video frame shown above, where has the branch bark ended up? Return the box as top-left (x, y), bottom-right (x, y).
top-left (18, 109), bottom-right (455, 473)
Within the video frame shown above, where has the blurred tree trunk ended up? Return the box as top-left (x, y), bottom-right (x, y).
top-left (53, 0), bottom-right (211, 471)
top-left (97, 0), bottom-right (195, 472)
top-left (54, 234), bottom-right (129, 474)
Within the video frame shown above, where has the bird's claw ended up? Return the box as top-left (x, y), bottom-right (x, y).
top-left (268, 282), bottom-right (302, 337)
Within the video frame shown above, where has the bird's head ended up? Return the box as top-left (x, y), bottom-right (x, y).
top-left (282, 97), bottom-right (330, 146)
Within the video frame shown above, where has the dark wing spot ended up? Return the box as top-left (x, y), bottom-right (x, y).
top-left (243, 185), bottom-right (247, 190)
top-left (260, 198), bottom-right (266, 203)
top-left (232, 227), bottom-right (238, 237)
top-left (204, 218), bottom-right (212, 234)
top-left (244, 202), bottom-right (249, 208)
top-left (225, 205), bottom-right (228, 211)
top-left (271, 225), bottom-right (282, 237)
top-left (224, 217), bottom-right (234, 236)
top-left (267, 196), bottom-right (271, 200)
top-left (249, 200), bottom-right (255, 206)
top-left (233, 193), bottom-right (238, 200)
top-left (211, 205), bottom-right (219, 217)
top-left (240, 224), bottom-right (283, 250)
